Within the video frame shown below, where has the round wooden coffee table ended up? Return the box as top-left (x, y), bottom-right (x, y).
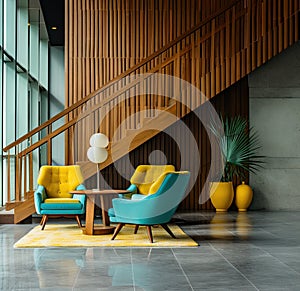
top-left (70, 189), bottom-right (130, 235)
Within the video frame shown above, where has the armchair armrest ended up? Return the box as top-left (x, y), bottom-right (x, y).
top-left (73, 184), bottom-right (87, 205)
top-left (112, 198), bottom-right (144, 218)
top-left (118, 184), bottom-right (137, 199)
top-left (34, 185), bottom-right (47, 214)
top-left (127, 184), bottom-right (137, 193)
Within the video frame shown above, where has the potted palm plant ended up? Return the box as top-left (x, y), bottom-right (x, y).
top-left (209, 115), bottom-right (264, 212)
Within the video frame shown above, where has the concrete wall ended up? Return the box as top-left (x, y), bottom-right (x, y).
top-left (249, 41), bottom-right (300, 210)
top-left (49, 46), bottom-right (65, 165)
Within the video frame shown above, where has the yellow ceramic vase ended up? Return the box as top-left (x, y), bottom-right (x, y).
top-left (235, 181), bottom-right (253, 211)
top-left (210, 182), bottom-right (234, 212)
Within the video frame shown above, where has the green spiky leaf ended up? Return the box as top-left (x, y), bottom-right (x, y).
top-left (209, 115), bottom-right (265, 182)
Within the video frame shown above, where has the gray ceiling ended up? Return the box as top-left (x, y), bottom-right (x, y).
top-left (39, 0), bottom-right (64, 46)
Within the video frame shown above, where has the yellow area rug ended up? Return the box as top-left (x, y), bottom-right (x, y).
top-left (14, 224), bottom-right (198, 248)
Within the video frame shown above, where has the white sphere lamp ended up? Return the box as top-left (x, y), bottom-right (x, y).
top-left (87, 133), bottom-right (109, 189)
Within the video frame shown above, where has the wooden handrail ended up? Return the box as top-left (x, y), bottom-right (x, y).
top-left (3, 0), bottom-right (241, 152)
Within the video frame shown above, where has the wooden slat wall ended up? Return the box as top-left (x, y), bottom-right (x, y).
top-left (85, 77), bottom-right (249, 210)
top-left (64, 0), bottom-right (300, 210)
top-left (65, 0), bottom-right (237, 164)
top-left (65, 0), bottom-right (233, 107)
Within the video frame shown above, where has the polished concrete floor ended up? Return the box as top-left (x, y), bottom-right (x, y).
top-left (1, 211), bottom-right (300, 290)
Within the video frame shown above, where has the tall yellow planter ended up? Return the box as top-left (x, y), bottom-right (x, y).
top-left (210, 182), bottom-right (234, 212)
top-left (235, 182), bottom-right (253, 211)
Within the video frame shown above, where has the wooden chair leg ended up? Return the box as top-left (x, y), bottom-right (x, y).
top-left (75, 215), bottom-right (82, 228)
top-left (134, 225), bottom-right (139, 234)
top-left (111, 223), bottom-right (125, 240)
top-left (40, 215), bottom-right (46, 225)
top-left (146, 226), bottom-right (153, 243)
top-left (161, 224), bottom-right (176, 238)
top-left (41, 215), bottom-right (48, 230)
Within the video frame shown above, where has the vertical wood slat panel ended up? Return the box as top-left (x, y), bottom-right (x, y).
top-left (267, 0), bottom-right (273, 60)
top-left (273, 2), bottom-right (278, 56)
top-left (67, 0), bottom-right (214, 107)
top-left (278, 0), bottom-right (283, 53)
top-left (284, 0), bottom-right (289, 49)
top-left (67, 0), bottom-right (299, 114)
top-left (64, 0), bottom-right (300, 209)
top-left (295, 0), bottom-right (299, 41)
top-left (65, 0), bottom-right (300, 125)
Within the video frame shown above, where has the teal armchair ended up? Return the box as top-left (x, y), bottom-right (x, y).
top-left (108, 171), bottom-right (190, 242)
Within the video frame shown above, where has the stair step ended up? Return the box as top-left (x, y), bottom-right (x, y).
top-left (14, 195), bottom-right (36, 224)
top-left (125, 106), bottom-right (172, 131)
top-left (0, 209), bottom-right (14, 224)
top-left (2, 191), bottom-right (36, 224)
top-left (125, 117), bottom-right (158, 135)
top-left (125, 129), bottom-right (139, 136)
top-left (5, 191), bottom-right (34, 211)
top-left (142, 117), bottom-right (153, 123)
top-left (6, 201), bottom-right (24, 211)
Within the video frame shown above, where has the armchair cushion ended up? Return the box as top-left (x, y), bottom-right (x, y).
top-left (41, 202), bottom-right (83, 210)
top-left (148, 171), bottom-right (176, 194)
top-left (37, 165), bottom-right (84, 198)
top-left (44, 198), bottom-right (81, 203)
top-left (130, 165), bottom-right (175, 195)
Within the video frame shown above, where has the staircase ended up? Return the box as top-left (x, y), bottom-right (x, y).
top-left (2, 0), bottom-right (299, 223)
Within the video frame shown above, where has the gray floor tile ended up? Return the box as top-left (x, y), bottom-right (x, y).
top-left (193, 287), bottom-right (257, 291)
top-left (74, 274), bottom-right (116, 288)
top-left (1, 211), bottom-right (300, 290)
top-left (133, 275), bottom-right (192, 290)
top-left (187, 272), bottom-right (254, 289)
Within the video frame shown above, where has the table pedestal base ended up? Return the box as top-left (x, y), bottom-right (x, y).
top-left (82, 225), bottom-right (115, 235)
top-left (70, 189), bottom-right (130, 236)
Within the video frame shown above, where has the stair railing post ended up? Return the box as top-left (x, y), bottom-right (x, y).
top-left (15, 145), bottom-right (20, 202)
top-left (7, 150), bottom-right (11, 204)
top-left (19, 146), bottom-right (23, 201)
top-left (27, 137), bottom-right (33, 192)
top-left (47, 124), bottom-right (52, 165)
top-left (23, 153), bottom-right (27, 199)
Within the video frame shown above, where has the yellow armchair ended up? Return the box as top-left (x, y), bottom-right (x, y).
top-left (121, 165), bottom-right (175, 199)
top-left (34, 165), bottom-right (86, 230)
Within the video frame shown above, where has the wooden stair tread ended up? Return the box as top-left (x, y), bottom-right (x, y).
top-left (4, 191), bottom-right (36, 224)
top-left (0, 209), bottom-right (14, 224)
top-left (0, 208), bottom-right (14, 214)
top-left (6, 201), bottom-right (25, 211)
top-left (5, 191), bottom-right (34, 211)
top-left (14, 195), bottom-right (36, 224)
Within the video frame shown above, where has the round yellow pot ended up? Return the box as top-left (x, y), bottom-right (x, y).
top-left (210, 182), bottom-right (234, 212)
top-left (235, 182), bottom-right (253, 211)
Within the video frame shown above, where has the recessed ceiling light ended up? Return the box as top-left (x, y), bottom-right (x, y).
top-left (51, 26), bottom-right (58, 30)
